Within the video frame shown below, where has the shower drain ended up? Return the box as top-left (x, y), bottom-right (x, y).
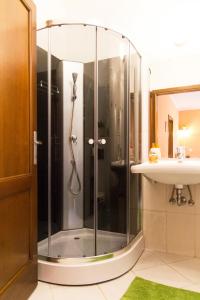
top-left (74, 237), bottom-right (80, 240)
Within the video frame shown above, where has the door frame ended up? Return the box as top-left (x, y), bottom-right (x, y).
top-left (168, 115), bottom-right (174, 158)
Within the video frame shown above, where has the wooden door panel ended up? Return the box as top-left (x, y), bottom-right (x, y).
top-left (0, 0), bottom-right (30, 178)
top-left (0, 0), bottom-right (37, 299)
top-left (0, 175), bottom-right (31, 200)
top-left (0, 191), bottom-right (30, 289)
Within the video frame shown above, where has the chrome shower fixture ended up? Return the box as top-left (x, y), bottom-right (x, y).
top-left (68, 72), bottom-right (81, 195)
top-left (71, 134), bottom-right (78, 144)
top-left (72, 72), bottom-right (78, 83)
top-left (72, 72), bottom-right (78, 101)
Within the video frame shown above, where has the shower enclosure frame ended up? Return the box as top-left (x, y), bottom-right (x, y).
top-left (37, 21), bottom-right (144, 285)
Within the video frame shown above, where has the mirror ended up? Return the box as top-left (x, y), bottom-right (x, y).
top-left (150, 86), bottom-right (200, 159)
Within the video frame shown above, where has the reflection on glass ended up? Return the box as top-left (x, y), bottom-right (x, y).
top-left (37, 30), bottom-right (49, 253)
top-left (129, 45), bottom-right (142, 241)
top-left (96, 28), bottom-right (129, 254)
top-left (37, 25), bottom-right (96, 258)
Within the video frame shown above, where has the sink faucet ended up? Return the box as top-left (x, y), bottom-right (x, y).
top-left (176, 146), bottom-right (185, 162)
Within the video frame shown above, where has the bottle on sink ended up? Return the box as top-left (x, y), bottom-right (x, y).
top-left (149, 143), bottom-right (161, 163)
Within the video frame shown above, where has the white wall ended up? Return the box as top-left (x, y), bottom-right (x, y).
top-left (34, 0), bottom-right (200, 92)
top-left (34, 0), bottom-right (200, 163)
top-left (33, 0), bottom-right (143, 57)
top-left (141, 59), bottom-right (150, 161)
top-left (150, 54), bottom-right (200, 90)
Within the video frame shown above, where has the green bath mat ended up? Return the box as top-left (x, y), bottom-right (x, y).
top-left (121, 277), bottom-right (200, 300)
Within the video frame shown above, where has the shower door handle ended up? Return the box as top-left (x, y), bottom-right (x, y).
top-left (98, 138), bottom-right (106, 145)
top-left (35, 140), bottom-right (43, 145)
top-left (88, 138), bottom-right (94, 145)
top-left (88, 138), bottom-right (106, 145)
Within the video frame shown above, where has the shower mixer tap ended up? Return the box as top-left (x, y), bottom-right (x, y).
top-left (98, 138), bottom-right (106, 145)
top-left (71, 135), bottom-right (78, 144)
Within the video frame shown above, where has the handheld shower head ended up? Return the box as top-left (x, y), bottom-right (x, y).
top-left (72, 72), bottom-right (78, 101)
top-left (72, 72), bottom-right (78, 84)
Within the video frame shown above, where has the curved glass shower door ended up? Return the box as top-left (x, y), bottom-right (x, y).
top-left (37, 24), bottom-right (97, 258)
top-left (96, 28), bottom-right (129, 254)
top-left (37, 23), bottom-right (142, 262)
top-left (129, 45), bottom-right (142, 242)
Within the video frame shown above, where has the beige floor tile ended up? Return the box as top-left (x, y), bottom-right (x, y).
top-left (132, 250), bottom-right (164, 271)
top-left (134, 264), bottom-right (191, 288)
top-left (29, 251), bottom-right (200, 299)
top-left (169, 258), bottom-right (200, 284)
top-left (98, 271), bottom-right (136, 300)
top-left (50, 284), bottom-right (105, 300)
top-left (28, 282), bottom-right (53, 300)
top-left (155, 251), bottom-right (191, 264)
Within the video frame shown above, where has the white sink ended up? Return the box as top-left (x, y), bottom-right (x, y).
top-left (131, 159), bottom-right (200, 185)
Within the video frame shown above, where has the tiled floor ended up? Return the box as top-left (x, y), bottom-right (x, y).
top-left (29, 250), bottom-right (200, 300)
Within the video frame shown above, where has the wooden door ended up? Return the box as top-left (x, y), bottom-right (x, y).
top-left (0, 0), bottom-right (37, 299)
top-left (168, 115), bottom-right (174, 158)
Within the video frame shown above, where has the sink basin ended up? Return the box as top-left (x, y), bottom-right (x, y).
top-left (131, 159), bottom-right (200, 185)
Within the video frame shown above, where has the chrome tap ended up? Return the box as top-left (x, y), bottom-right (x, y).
top-left (176, 146), bottom-right (185, 162)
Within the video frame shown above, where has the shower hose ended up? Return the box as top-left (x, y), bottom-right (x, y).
top-left (68, 73), bottom-right (81, 195)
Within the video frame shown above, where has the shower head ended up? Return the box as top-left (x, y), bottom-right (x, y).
top-left (72, 72), bottom-right (78, 84)
top-left (72, 73), bottom-right (78, 101)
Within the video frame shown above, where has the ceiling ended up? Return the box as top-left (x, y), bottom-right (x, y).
top-left (170, 91), bottom-right (200, 111)
top-left (33, 0), bottom-right (200, 64)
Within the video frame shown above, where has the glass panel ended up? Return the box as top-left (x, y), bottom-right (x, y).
top-left (37, 25), bottom-right (96, 258)
top-left (37, 24), bottom-right (142, 259)
top-left (96, 28), bottom-right (129, 255)
top-left (37, 28), bottom-right (49, 252)
top-left (129, 46), bottom-right (142, 241)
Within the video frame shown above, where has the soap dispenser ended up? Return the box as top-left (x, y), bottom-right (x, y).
top-left (149, 143), bottom-right (160, 163)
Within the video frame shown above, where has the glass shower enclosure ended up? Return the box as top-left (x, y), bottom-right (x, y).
top-left (37, 23), bottom-right (142, 283)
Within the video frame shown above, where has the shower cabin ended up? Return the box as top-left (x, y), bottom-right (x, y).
top-left (37, 23), bottom-right (143, 285)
